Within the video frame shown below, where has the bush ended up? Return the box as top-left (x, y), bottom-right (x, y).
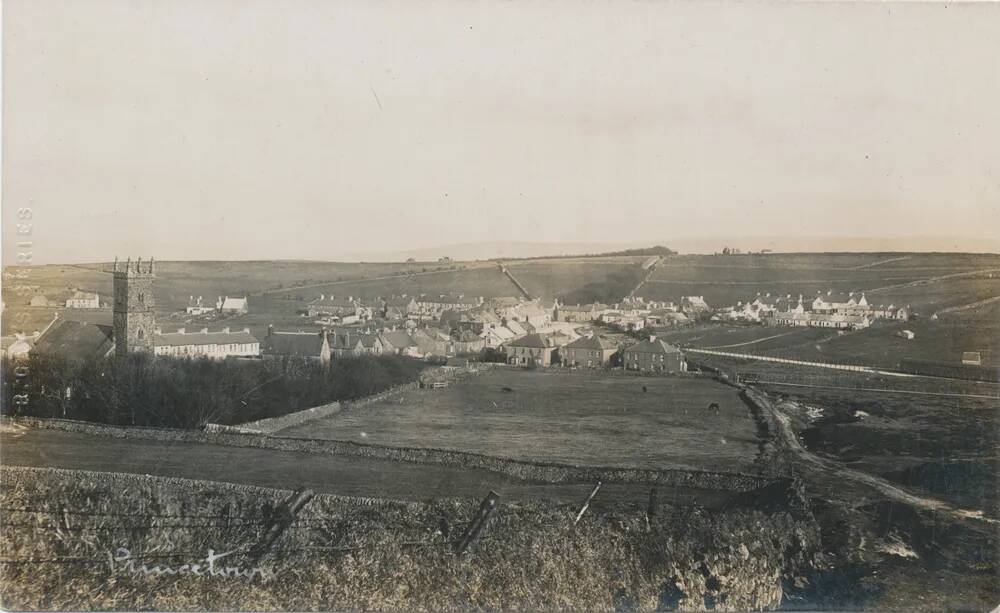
top-left (1, 353), bottom-right (427, 429)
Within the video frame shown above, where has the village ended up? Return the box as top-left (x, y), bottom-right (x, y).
top-left (4, 253), bottom-right (926, 375)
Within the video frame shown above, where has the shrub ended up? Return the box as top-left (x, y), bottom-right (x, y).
top-left (1, 353), bottom-right (427, 429)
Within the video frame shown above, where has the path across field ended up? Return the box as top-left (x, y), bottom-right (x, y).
top-left (748, 389), bottom-right (997, 525)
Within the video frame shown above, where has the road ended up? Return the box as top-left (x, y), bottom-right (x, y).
top-left (0, 427), bottom-right (733, 509)
top-left (747, 389), bottom-right (997, 525)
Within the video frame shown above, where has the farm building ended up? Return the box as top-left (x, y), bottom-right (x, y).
top-left (962, 352), bottom-right (982, 366)
top-left (29, 294), bottom-right (51, 307)
top-left (65, 291), bottom-right (100, 309)
top-left (898, 330), bottom-right (915, 340)
top-left (623, 336), bottom-right (685, 373)
top-left (153, 327), bottom-right (260, 359)
top-left (561, 334), bottom-right (618, 368)
top-left (506, 333), bottom-right (557, 367)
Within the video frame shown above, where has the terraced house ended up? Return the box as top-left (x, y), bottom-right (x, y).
top-left (153, 327), bottom-right (260, 359)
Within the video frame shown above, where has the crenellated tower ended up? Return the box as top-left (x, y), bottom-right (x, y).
top-left (112, 256), bottom-right (156, 359)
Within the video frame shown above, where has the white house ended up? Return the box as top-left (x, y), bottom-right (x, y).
top-left (217, 296), bottom-right (249, 314)
top-left (186, 296), bottom-right (215, 315)
top-left (65, 291), bottom-right (100, 309)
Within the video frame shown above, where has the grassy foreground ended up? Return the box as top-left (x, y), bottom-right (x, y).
top-left (0, 467), bottom-right (823, 612)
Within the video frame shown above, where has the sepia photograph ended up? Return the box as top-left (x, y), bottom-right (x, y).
top-left (1, 1), bottom-right (998, 611)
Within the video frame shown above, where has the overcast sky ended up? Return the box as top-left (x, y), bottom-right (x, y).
top-left (3, 0), bottom-right (999, 264)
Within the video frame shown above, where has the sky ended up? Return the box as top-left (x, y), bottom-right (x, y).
top-left (3, 0), bottom-right (999, 264)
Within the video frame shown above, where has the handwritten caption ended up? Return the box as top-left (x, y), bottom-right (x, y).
top-left (110, 547), bottom-right (276, 581)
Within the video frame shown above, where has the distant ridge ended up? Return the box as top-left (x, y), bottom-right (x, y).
top-left (342, 235), bottom-right (999, 263)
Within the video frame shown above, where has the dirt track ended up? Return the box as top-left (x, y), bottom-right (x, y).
top-left (747, 388), bottom-right (997, 525)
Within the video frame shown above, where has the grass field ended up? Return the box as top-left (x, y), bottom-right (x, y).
top-left (277, 369), bottom-right (761, 473)
top-left (503, 257), bottom-right (645, 301)
top-left (637, 253), bottom-right (1000, 308)
top-left (272, 265), bottom-right (518, 302)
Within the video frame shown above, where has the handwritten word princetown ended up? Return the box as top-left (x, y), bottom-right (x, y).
top-left (110, 547), bottom-right (276, 581)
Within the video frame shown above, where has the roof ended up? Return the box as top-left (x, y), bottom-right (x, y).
top-left (962, 352), bottom-right (982, 361)
top-left (384, 296), bottom-right (416, 307)
top-left (357, 333), bottom-right (382, 348)
top-left (155, 329), bottom-right (258, 347)
top-left (482, 326), bottom-right (516, 341)
top-left (69, 291), bottom-right (98, 301)
top-left (262, 331), bottom-right (326, 357)
top-left (220, 297), bottom-right (248, 309)
top-left (381, 330), bottom-right (417, 349)
top-left (33, 319), bottom-right (114, 361)
top-left (505, 320), bottom-right (527, 336)
top-left (507, 333), bottom-right (552, 349)
top-left (564, 335), bottom-right (618, 351)
top-left (624, 338), bottom-right (682, 355)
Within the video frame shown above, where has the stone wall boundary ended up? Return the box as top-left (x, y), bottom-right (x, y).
top-left (5, 415), bottom-right (776, 493)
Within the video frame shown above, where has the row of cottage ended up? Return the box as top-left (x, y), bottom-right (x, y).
top-left (303, 292), bottom-right (713, 330)
top-left (718, 291), bottom-right (910, 330)
top-left (22, 316), bottom-right (685, 375)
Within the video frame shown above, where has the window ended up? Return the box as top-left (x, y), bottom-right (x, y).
top-left (137, 329), bottom-right (144, 340)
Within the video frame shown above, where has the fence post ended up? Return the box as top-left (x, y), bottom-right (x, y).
top-left (455, 490), bottom-right (500, 554)
top-left (573, 482), bottom-right (602, 525)
top-left (647, 486), bottom-right (659, 520)
top-left (250, 488), bottom-right (314, 562)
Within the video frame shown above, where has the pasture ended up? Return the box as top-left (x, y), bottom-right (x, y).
top-left (504, 257), bottom-right (646, 301)
top-left (638, 253), bottom-right (1000, 308)
top-left (276, 368), bottom-right (761, 473)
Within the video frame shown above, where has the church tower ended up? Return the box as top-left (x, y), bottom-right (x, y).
top-left (113, 256), bottom-right (156, 359)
